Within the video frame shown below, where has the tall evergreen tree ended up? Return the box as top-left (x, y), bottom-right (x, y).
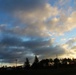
top-left (34, 55), bottom-right (39, 64)
top-left (24, 58), bottom-right (30, 68)
top-left (32, 55), bottom-right (39, 68)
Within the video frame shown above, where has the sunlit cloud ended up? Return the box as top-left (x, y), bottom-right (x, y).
top-left (0, 0), bottom-right (76, 64)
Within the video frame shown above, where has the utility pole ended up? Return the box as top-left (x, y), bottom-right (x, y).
top-left (0, 59), bottom-right (2, 67)
top-left (15, 59), bottom-right (17, 67)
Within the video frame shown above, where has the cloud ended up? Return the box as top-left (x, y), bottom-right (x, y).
top-left (0, 0), bottom-right (76, 36)
top-left (1, 35), bottom-right (21, 46)
top-left (60, 37), bottom-right (76, 58)
top-left (46, 11), bottom-right (76, 35)
top-left (0, 0), bottom-right (59, 37)
top-left (0, 0), bottom-right (76, 64)
top-left (32, 45), bottom-right (66, 59)
top-left (0, 34), bottom-right (66, 63)
top-left (71, 46), bottom-right (76, 50)
top-left (66, 38), bottom-right (76, 47)
top-left (0, 0), bottom-right (47, 12)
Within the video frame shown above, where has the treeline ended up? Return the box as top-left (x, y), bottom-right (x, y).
top-left (1, 56), bottom-right (76, 70)
top-left (23, 56), bottom-right (76, 69)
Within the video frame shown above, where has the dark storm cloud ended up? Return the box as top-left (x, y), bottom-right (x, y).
top-left (32, 45), bottom-right (65, 59)
top-left (0, 0), bottom-right (75, 64)
top-left (0, 35), bottom-right (66, 63)
top-left (0, 0), bottom-right (47, 12)
top-left (0, 0), bottom-right (66, 63)
top-left (0, 35), bottom-right (51, 48)
top-left (1, 35), bottom-right (21, 46)
top-left (22, 39), bottom-right (51, 49)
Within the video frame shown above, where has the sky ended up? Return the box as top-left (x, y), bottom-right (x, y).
top-left (0, 0), bottom-right (76, 66)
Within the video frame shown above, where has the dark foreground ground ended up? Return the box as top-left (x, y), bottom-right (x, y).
top-left (0, 67), bottom-right (76, 75)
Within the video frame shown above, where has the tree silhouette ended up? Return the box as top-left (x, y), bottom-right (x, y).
top-left (39, 59), bottom-right (50, 68)
top-left (54, 58), bottom-right (60, 68)
top-left (49, 58), bottom-right (53, 66)
top-left (32, 55), bottom-right (39, 68)
top-left (62, 58), bottom-right (68, 65)
top-left (34, 55), bottom-right (39, 63)
top-left (67, 58), bottom-right (71, 64)
top-left (24, 58), bottom-right (30, 69)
